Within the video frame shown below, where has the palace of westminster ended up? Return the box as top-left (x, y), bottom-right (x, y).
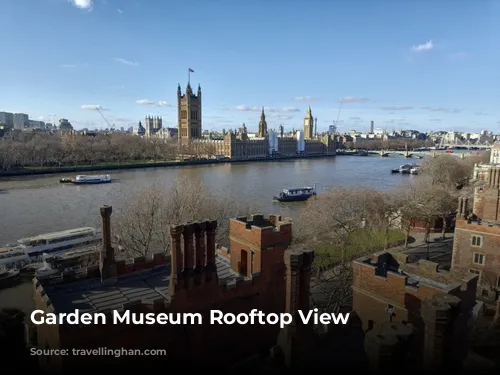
top-left (137, 82), bottom-right (337, 159)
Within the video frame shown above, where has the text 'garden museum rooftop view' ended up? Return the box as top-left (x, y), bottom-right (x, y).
top-left (0, 0), bottom-right (499, 373)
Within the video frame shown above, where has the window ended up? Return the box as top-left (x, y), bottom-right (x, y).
top-left (181, 110), bottom-right (187, 120)
top-left (471, 235), bottom-right (482, 247)
top-left (473, 252), bottom-right (485, 265)
top-left (497, 276), bottom-right (500, 289)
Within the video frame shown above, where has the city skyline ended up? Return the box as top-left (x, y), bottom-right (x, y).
top-left (1, 0), bottom-right (499, 133)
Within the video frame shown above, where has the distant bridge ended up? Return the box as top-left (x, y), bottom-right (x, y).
top-left (338, 149), bottom-right (481, 159)
top-left (439, 139), bottom-right (494, 149)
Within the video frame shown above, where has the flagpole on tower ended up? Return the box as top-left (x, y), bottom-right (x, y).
top-left (188, 68), bottom-right (194, 84)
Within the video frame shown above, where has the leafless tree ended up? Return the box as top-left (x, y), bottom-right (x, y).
top-left (295, 187), bottom-right (400, 314)
top-left (399, 180), bottom-right (457, 249)
top-left (112, 176), bottom-right (257, 258)
top-left (420, 154), bottom-right (472, 189)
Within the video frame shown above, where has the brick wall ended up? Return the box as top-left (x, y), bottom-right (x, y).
top-left (473, 186), bottom-right (500, 221)
top-left (452, 220), bottom-right (500, 297)
top-left (409, 215), bottom-right (454, 233)
top-left (352, 253), bottom-right (477, 332)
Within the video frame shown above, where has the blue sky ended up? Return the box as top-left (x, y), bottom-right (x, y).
top-left (1, 0), bottom-right (499, 133)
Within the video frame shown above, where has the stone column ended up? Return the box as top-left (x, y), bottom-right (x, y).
top-left (182, 225), bottom-right (194, 273)
top-left (169, 225), bottom-right (183, 296)
top-left (457, 198), bottom-right (463, 216)
top-left (284, 249), bottom-right (303, 316)
top-left (421, 294), bottom-right (461, 371)
top-left (194, 222), bottom-right (206, 269)
top-left (100, 205), bottom-right (112, 251)
top-left (99, 205), bottom-right (116, 280)
top-left (298, 249), bottom-right (314, 311)
top-left (206, 220), bottom-right (217, 270)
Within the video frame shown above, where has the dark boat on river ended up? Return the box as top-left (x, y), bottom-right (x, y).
top-left (273, 185), bottom-right (317, 202)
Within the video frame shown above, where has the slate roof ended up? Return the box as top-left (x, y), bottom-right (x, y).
top-left (42, 253), bottom-right (239, 314)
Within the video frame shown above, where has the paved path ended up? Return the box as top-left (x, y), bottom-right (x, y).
top-left (397, 231), bottom-right (454, 269)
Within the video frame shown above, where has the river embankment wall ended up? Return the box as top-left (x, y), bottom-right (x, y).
top-left (0, 153), bottom-right (338, 177)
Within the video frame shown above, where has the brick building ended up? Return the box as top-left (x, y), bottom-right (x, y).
top-left (33, 206), bottom-right (317, 371)
top-left (452, 166), bottom-right (500, 302)
top-left (408, 214), bottom-right (455, 233)
top-left (352, 251), bottom-right (478, 369)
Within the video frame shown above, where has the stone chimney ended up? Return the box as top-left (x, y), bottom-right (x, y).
top-left (168, 219), bottom-right (218, 297)
top-left (274, 248), bottom-right (316, 367)
top-left (99, 205), bottom-right (117, 281)
top-left (457, 197), bottom-right (469, 220)
top-left (421, 294), bottom-right (465, 371)
top-left (487, 167), bottom-right (500, 188)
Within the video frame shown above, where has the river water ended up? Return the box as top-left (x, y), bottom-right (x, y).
top-left (0, 154), bottom-right (424, 312)
top-left (0, 155), bottom-right (419, 244)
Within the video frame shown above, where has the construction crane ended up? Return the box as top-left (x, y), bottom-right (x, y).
top-left (95, 107), bottom-right (114, 131)
top-left (331, 97), bottom-right (344, 133)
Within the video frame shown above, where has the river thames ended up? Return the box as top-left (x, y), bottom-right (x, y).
top-left (0, 155), bottom-right (419, 245)
top-left (1, 151), bottom-right (482, 312)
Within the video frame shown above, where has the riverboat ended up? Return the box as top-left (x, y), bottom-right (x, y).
top-left (14, 227), bottom-right (101, 257)
top-left (0, 246), bottom-right (30, 267)
top-left (0, 267), bottom-right (21, 288)
top-left (273, 185), bottom-right (317, 202)
top-left (410, 167), bottom-right (421, 175)
top-left (399, 163), bottom-right (419, 174)
top-left (72, 174), bottom-right (112, 184)
top-left (35, 247), bottom-right (98, 280)
top-left (60, 178), bottom-right (73, 183)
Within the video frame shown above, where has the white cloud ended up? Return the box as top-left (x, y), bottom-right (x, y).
top-left (421, 107), bottom-right (461, 113)
top-left (70, 0), bottom-right (93, 10)
top-left (474, 112), bottom-right (488, 116)
top-left (113, 57), bottom-right (138, 66)
top-left (411, 40), bottom-right (434, 52)
top-left (430, 119), bottom-right (442, 122)
top-left (117, 9), bottom-right (124, 14)
top-left (294, 96), bottom-right (319, 102)
top-left (381, 106), bottom-right (413, 111)
top-left (235, 105), bottom-right (300, 113)
top-left (339, 97), bottom-right (370, 104)
top-left (136, 99), bottom-right (173, 107)
top-left (80, 104), bottom-right (109, 111)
